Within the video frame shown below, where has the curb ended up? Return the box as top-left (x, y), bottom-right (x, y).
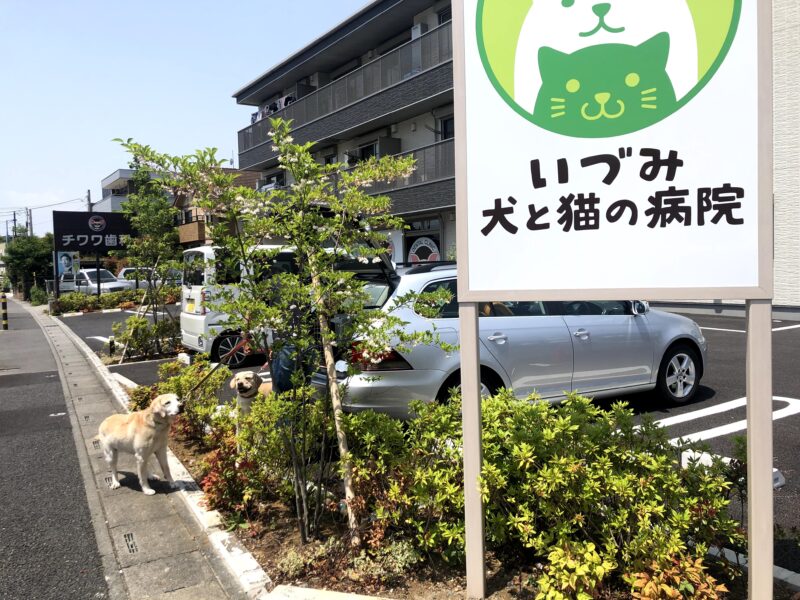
top-left (48, 311), bottom-right (273, 599)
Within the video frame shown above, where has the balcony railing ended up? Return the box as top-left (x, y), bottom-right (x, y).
top-left (238, 21), bottom-right (453, 154)
top-left (366, 138), bottom-right (454, 195)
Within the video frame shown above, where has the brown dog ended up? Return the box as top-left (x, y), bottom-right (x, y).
top-left (229, 371), bottom-right (272, 417)
top-left (98, 393), bottom-right (181, 495)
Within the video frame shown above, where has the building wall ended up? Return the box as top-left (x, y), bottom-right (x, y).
top-left (774, 1), bottom-right (800, 307)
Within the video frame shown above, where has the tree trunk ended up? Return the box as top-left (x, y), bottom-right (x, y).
top-left (313, 276), bottom-right (360, 547)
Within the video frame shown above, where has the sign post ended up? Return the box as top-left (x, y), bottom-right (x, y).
top-left (454, 1), bottom-right (772, 597)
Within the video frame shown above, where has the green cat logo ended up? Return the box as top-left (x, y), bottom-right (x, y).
top-left (477, 0), bottom-right (741, 138)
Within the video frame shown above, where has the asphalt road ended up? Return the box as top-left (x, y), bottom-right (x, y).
top-left (57, 306), bottom-right (800, 571)
top-left (0, 301), bottom-right (108, 599)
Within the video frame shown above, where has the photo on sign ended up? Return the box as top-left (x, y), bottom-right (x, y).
top-left (477, 0), bottom-right (740, 137)
top-left (57, 251), bottom-right (80, 276)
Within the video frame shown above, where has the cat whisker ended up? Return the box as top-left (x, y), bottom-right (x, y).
top-left (641, 88), bottom-right (657, 95)
top-left (551, 111), bottom-right (566, 118)
top-left (640, 96), bottom-right (657, 102)
top-left (641, 104), bottom-right (658, 110)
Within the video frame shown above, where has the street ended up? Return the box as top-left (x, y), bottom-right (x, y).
top-left (54, 305), bottom-right (800, 572)
top-left (0, 301), bottom-right (108, 599)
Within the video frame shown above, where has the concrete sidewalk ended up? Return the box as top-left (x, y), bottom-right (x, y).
top-left (18, 298), bottom-right (259, 600)
top-left (14, 299), bottom-right (388, 600)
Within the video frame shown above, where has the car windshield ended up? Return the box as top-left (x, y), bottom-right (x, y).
top-left (86, 270), bottom-right (117, 283)
top-left (361, 280), bottom-right (392, 309)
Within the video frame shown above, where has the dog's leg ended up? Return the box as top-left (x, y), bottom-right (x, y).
top-left (104, 445), bottom-right (121, 490)
top-left (154, 446), bottom-right (174, 484)
top-left (146, 455), bottom-right (162, 481)
top-left (135, 451), bottom-right (156, 495)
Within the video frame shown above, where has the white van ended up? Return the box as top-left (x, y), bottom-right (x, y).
top-left (180, 245), bottom-right (294, 367)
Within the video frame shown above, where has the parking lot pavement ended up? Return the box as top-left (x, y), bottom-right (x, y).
top-left (58, 307), bottom-right (800, 571)
top-left (58, 308), bottom-right (266, 402)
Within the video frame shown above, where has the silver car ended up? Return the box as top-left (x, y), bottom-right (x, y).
top-left (319, 264), bottom-right (707, 419)
top-left (60, 269), bottom-right (136, 295)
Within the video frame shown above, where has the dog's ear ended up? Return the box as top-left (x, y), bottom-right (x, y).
top-left (253, 372), bottom-right (263, 387)
top-left (229, 376), bottom-right (239, 390)
top-left (152, 395), bottom-right (169, 418)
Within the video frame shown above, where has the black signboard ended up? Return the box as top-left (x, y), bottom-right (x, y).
top-left (53, 211), bottom-right (134, 253)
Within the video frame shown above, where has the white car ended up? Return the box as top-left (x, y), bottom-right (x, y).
top-left (314, 264), bottom-right (708, 419)
top-left (180, 245), bottom-right (294, 367)
top-left (60, 269), bottom-right (136, 295)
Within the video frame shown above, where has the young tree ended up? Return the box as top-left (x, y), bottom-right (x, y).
top-left (117, 120), bottom-right (450, 545)
top-left (112, 154), bottom-right (182, 357)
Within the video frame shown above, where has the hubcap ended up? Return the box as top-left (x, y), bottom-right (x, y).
top-left (218, 336), bottom-right (246, 366)
top-left (665, 353), bottom-right (696, 399)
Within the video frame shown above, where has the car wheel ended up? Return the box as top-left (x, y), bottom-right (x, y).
top-left (213, 334), bottom-right (248, 369)
top-left (437, 371), bottom-right (500, 404)
top-left (656, 344), bottom-right (700, 404)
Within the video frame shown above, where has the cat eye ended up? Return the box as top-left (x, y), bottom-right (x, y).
top-left (625, 73), bottom-right (641, 88)
top-left (561, 0), bottom-right (575, 6)
top-left (566, 79), bottom-right (581, 93)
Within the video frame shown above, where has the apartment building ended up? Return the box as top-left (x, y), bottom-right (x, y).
top-left (234, 0), bottom-right (800, 307)
top-left (96, 168), bottom-right (261, 248)
top-left (234, 0), bottom-right (455, 265)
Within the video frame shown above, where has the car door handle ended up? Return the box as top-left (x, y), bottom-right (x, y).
top-left (573, 329), bottom-right (590, 338)
top-left (487, 333), bottom-right (507, 343)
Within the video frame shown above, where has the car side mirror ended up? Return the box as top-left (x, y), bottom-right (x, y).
top-left (631, 300), bottom-right (649, 315)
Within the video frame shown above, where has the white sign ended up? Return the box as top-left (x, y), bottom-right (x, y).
top-left (456, 0), bottom-right (771, 301)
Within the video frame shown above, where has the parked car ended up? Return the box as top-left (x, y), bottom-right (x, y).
top-left (180, 245), bottom-right (294, 367)
top-left (118, 267), bottom-right (182, 289)
top-left (117, 267), bottom-right (154, 289)
top-left (60, 269), bottom-right (136, 295)
top-left (313, 264), bottom-right (707, 419)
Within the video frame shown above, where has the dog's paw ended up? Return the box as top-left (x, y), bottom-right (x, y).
top-left (148, 473), bottom-right (162, 481)
top-left (109, 480), bottom-right (121, 490)
top-left (142, 488), bottom-right (156, 496)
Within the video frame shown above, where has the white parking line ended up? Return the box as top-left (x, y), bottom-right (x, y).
top-left (700, 324), bottom-right (800, 333)
top-left (664, 396), bottom-right (800, 444)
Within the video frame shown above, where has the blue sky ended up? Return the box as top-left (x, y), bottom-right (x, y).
top-left (0, 0), bottom-right (370, 235)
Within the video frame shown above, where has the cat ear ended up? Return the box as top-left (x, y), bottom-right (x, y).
top-left (639, 32), bottom-right (671, 69)
top-left (538, 46), bottom-right (568, 73)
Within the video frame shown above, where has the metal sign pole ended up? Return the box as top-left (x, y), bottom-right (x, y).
top-left (459, 301), bottom-right (486, 599)
top-left (95, 253), bottom-right (101, 299)
top-left (746, 299), bottom-right (773, 597)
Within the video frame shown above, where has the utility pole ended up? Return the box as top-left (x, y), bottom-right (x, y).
top-left (12, 211), bottom-right (17, 238)
top-left (86, 189), bottom-right (92, 212)
top-left (29, 208), bottom-right (33, 235)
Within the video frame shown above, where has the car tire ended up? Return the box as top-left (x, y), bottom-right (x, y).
top-left (212, 333), bottom-right (248, 369)
top-left (436, 370), bottom-right (500, 404)
top-left (656, 344), bottom-right (700, 404)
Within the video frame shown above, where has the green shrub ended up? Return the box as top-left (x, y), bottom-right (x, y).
top-left (127, 384), bottom-right (157, 411)
top-left (157, 358), bottom-right (231, 443)
top-left (346, 392), bottom-right (743, 594)
top-left (112, 315), bottom-right (181, 358)
top-left (29, 286), bottom-right (48, 306)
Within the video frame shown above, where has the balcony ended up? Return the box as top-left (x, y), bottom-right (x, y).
top-left (238, 21), bottom-right (453, 170)
top-left (176, 208), bottom-right (210, 245)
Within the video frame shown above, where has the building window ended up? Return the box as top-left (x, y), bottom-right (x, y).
top-left (404, 217), bottom-right (442, 264)
top-left (438, 6), bottom-right (452, 25)
top-left (439, 116), bottom-right (455, 140)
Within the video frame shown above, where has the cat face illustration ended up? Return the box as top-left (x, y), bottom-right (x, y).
top-left (514, 0), bottom-right (697, 113)
top-left (534, 33), bottom-right (677, 137)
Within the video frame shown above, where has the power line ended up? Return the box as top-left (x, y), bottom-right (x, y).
top-left (0, 196), bottom-right (85, 216)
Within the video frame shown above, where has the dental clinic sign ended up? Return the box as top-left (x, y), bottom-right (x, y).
top-left (454, 0), bottom-right (772, 301)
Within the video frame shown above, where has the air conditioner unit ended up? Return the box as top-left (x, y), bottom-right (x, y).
top-left (411, 23), bottom-right (428, 39)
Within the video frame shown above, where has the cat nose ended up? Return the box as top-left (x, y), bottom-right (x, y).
top-left (595, 92), bottom-right (611, 105)
top-left (592, 2), bottom-right (611, 18)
